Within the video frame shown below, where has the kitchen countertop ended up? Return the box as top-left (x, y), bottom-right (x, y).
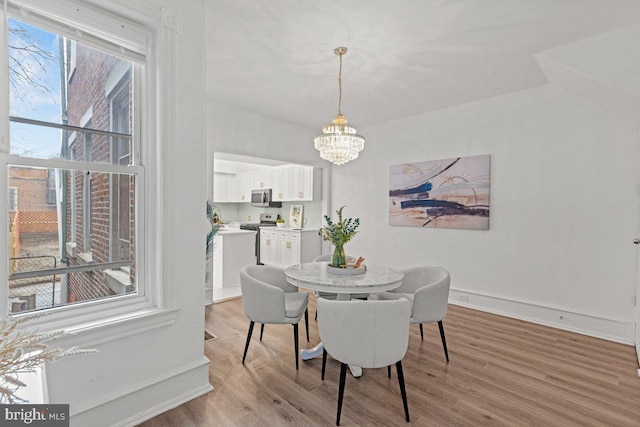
top-left (266, 226), bottom-right (319, 232)
top-left (217, 228), bottom-right (256, 235)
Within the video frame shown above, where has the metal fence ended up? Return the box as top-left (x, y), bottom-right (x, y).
top-left (9, 255), bottom-right (59, 313)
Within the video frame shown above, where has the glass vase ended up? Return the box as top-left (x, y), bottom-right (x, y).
top-left (332, 244), bottom-right (346, 267)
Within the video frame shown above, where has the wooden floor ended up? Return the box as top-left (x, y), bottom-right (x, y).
top-left (140, 293), bottom-right (640, 426)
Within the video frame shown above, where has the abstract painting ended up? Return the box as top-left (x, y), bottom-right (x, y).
top-left (389, 154), bottom-right (490, 229)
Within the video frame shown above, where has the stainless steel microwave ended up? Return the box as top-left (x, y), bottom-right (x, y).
top-left (251, 189), bottom-right (282, 208)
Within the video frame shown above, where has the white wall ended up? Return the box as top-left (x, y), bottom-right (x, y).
top-left (331, 83), bottom-right (639, 343)
top-left (37, 1), bottom-right (211, 426)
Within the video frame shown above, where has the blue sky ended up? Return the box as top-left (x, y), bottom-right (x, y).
top-left (8, 17), bottom-right (63, 159)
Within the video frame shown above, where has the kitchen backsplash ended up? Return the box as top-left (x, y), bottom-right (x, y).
top-left (214, 201), bottom-right (323, 229)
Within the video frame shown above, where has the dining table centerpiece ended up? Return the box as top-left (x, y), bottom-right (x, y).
top-left (319, 205), bottom-right (360, 268)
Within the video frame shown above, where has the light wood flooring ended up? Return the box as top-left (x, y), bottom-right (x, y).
top-left (140, 292), bottom-right (640, 426)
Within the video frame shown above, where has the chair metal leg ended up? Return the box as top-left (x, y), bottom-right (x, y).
top-left (260, 323), bottom-right (265, 341)
top-left (293, 323), bottom-right (299, 370)
top-left (419, 323), bottom-right (424, 340)
top-left (305, 308), bottom-right (310, 342)
top-left (322, 348), bottom-right (328, 380)
top-left (396, 361), bottom-right (410, 422)
top-left (242, 321), bottom-right (255, 365)
top-left (438, 320), bottom-right (449, 362)
top-left (336, 363), bottom-right (347, 426)
top-left (387, 365), bottom-right (391, 378)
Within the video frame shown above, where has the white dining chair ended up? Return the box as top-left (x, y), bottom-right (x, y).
top-left (317, 298), bottom-right (412, 425)
top-left (377, 266), bottom-right (451, 362)
top-left (240, 265), bottom-right (309, 370)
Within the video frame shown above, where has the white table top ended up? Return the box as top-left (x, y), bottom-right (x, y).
top-left (284, 262), bottom-right (404, 295)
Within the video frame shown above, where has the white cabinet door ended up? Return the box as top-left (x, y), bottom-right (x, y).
top-left (290, 165), bottom-right (317, 201)
top-left (300, 166), bottom-right (314, 201)
top-left (273, 166), bottom-right (292, 201)
top-left (276, 230), bottom-right (302, 267)
top-left (236, 173), bottom-right (253, 203)
top-left (260, 229), bottom-right (279, 265)
top-left (227, 174), bottom-right (238, 202)
top-left (277, 238), bottom-right (290, 267)
top-left (287, 238), bottom-right (301, 266)
top-left (212, 173), bottom-right (228, 202)
top-left (253, 169), bottom-right (273, 190)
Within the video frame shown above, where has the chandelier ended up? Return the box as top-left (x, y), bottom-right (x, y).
top-left (314, 47), bottom-right (365, 166)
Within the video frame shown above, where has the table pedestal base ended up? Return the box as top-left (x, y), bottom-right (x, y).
top-left (301, 343), bottom-right (362, 378)
top-left (300, 343), bottom-right (323, 361)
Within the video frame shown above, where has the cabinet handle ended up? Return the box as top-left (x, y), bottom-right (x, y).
top-left (260, 182), bottom-right (264, 188)
top-left (299, 192), bottom-right (303, 198)
top-left (241, 195), bottom-right (245, 200)
top-left (286, 242), bottom-right (291, 249)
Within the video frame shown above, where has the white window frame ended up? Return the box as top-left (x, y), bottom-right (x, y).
top-left (79, 109), bottom-right (93, 252)
top-left (0, 0), bottom-right (174, 339)
top-left (108, 77), bottom-right (132, 263)
top-left (67, 39), bottom-right (76, 81)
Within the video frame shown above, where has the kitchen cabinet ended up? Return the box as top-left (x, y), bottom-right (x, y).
top-left (260, 228), bottom-right (320, 267)
top-left (259, 229), bottom-right (279, 266)
top-left (272, 166), bottom-right (291, 201)
top-left (213, 172), bottom-right (230, 202)
top-left (235, 173), bottom-right (253, 202)
top-left (272, 165), bottom-right (321, 202)
top-left (278, 232), bottom-right (301, 266)
top-left (212, 164), bottom-right (320, 203)
top-left (252, 169), bottom-right (273, 190)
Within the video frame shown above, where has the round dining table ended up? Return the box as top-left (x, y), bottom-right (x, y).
top-left (284, 262), bottom-right (404, 377)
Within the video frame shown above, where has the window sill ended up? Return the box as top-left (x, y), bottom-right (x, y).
top-left (104, 269), bottom-right (132, 294)
top-left (77, 252), bottom-right (93, 264)
top-left (61, 307), bottom-right (179, 347)
top-left (25, 298), bottom-right (178, 348)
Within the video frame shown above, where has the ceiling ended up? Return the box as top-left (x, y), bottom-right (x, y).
top-left (205, 0), bottom-right (640, 130)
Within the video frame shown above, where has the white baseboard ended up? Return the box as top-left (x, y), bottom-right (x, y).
top-left (69, 356), bottom-right (213, 427)
top-left (449, 288), bottom-right (635, 345)
top-left (212, 285), bottom-right (242, 303)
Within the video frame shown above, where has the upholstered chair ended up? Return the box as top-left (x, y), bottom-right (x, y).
top-left (377, 266), bottom-right (451, 362)
top-left (317, 298), bottom-right (412, 425)
top-left (240, 265), bottom-right (309, 370)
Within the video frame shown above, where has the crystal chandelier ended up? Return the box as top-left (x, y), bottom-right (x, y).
top-left (314, 47), bottom-right (365, 166)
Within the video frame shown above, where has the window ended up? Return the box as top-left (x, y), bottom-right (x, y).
top-left (4, 9), bottom-right (144, 314)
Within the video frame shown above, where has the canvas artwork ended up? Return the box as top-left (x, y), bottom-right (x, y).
top-left (289, 204), bottom-right (304, 229)
top-left (389, 154), bottom-right (491, 229)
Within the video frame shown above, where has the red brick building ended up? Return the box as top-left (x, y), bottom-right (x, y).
top-left (64, 40), bottom-right (135, 303)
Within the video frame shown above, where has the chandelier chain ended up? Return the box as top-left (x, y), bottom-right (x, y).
top-left (338, 51), bottom-right (343, 116)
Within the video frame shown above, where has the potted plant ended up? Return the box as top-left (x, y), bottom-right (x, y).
top-left (206, 200), bottom-right (222, 282)
top-left (319, 206), bottom-right (360, 267)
